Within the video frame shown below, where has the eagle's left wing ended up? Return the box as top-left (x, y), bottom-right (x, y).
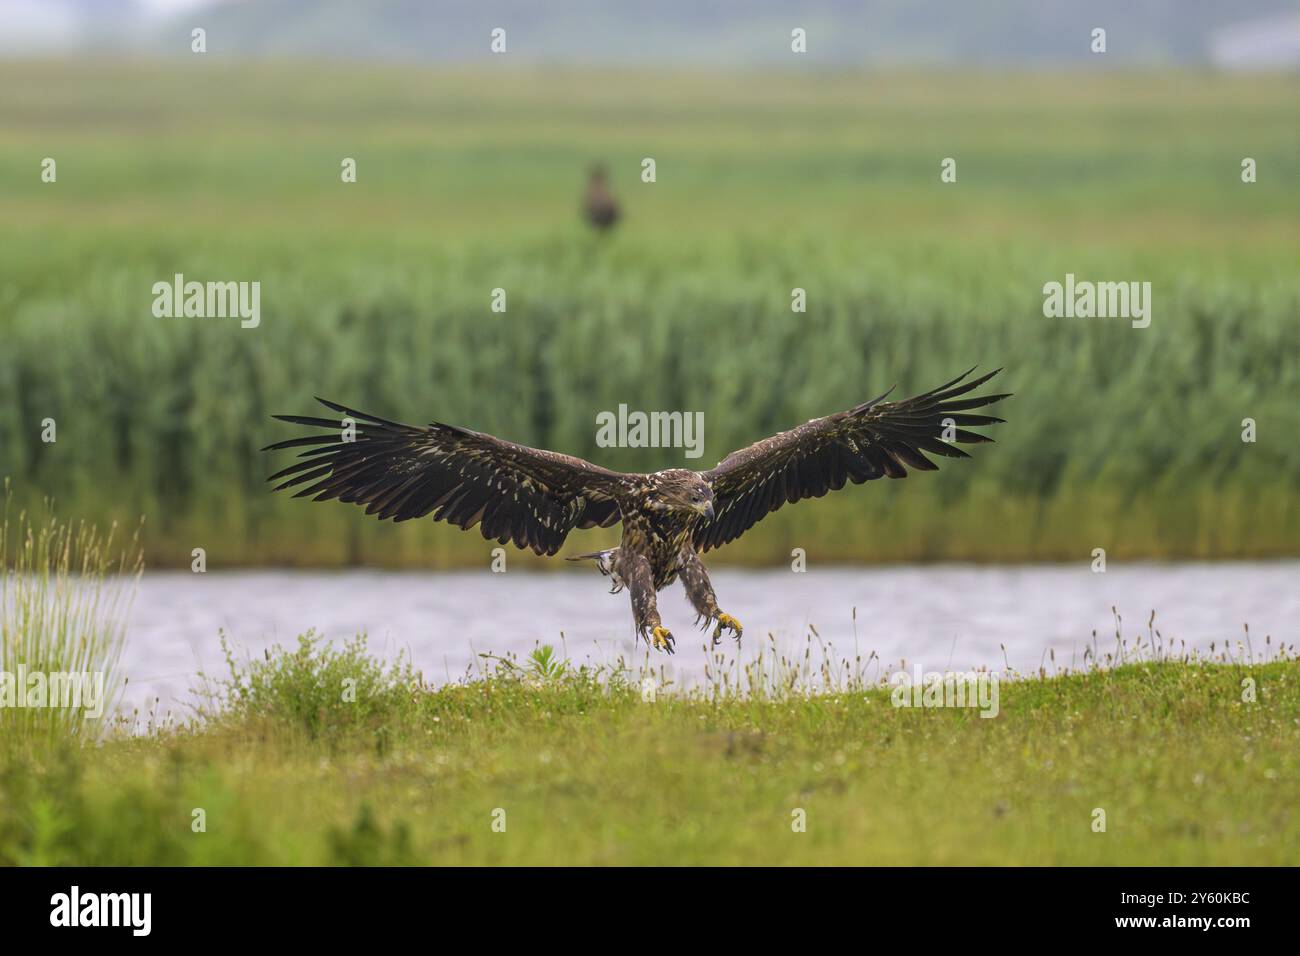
top-left (693, 368), bottom-right (1008, 553)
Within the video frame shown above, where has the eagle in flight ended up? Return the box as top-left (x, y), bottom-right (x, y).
top-left (265, 368), bottom-right (1007, 653)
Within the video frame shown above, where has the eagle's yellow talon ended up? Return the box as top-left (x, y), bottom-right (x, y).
top-left (651, 625), bottom-right (675, 653)
top-left (712, 612), bottom-right (743, 644)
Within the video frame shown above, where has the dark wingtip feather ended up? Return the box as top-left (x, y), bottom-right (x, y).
top-left (852, 383), bottom-right (897, 414)
top-left (312, 397), bottom-right (412, 430)
top-left (271, 413), bottom-right (343, 428)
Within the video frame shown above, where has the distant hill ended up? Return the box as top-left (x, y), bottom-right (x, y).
top-left (24, 0), bottom-right (1300, 67)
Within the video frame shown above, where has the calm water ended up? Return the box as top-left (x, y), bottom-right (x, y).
top-left (119, 562), bottom-right (1300, 716)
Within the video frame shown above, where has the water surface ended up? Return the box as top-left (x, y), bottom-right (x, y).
top-left (119, 562), bottom-right (1300, 716)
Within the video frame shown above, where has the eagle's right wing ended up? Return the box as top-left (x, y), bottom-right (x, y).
top-left (693, 368), bottom-right (1008, 553)
top-left (264, 400), bottom-right (628, 555)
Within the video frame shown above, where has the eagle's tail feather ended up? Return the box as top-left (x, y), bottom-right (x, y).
top-left (566, 548), bottom-right (624, 592)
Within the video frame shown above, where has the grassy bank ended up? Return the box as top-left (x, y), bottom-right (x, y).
top-left (2, 64), bottom-right (1299, 566)
top-left (2, 632), bottom-right (1296, 866)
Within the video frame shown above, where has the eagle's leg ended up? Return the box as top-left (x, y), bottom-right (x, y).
top-left (619, 552), bottom-right (673, 654)
top-left (678, 546), bottom-right (742, 645)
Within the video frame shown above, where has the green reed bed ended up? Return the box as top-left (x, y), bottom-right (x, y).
top-left (2, 242), bottom-right (1297, 566)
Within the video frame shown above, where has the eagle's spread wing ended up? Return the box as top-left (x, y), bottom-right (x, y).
top-left (693, 368), bottom-right (1009, 553)
top-left (264, 399), bottom-right (627, 555)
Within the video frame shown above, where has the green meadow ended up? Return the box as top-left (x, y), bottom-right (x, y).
top-left (1, 62), bottom-right (1298, 567)
top-left (3, 632), bottom-right (1297, 865)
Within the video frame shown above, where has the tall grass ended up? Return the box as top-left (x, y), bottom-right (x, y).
top-left (0, 488), bottom-right (142, 745)
top-left (3, 244), bottom-right (1297, 566)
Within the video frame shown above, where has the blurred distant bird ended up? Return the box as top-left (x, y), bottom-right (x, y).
top-left (266, 369), bottom-right (1008, 654)
top-left (583, 164), bottom-right (620, 231)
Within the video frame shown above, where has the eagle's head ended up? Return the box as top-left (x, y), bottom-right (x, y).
top-left (648, 469), bottom-right (714, 519)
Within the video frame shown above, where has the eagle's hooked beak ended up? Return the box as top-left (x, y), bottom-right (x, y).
top-left (698, 500), bottom-right (715, 520)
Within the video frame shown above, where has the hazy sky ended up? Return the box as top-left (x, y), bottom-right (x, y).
top-left (138, 0), bottom-right (216, 11)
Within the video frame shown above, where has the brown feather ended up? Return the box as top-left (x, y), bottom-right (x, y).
top-left (694, 368), bottom-right (1009, 552)
top-left (265, 399), bottom-right (628, 556)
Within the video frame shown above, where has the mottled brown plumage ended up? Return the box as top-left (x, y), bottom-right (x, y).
top-left (265, 368), bottom-right (1008, 652)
